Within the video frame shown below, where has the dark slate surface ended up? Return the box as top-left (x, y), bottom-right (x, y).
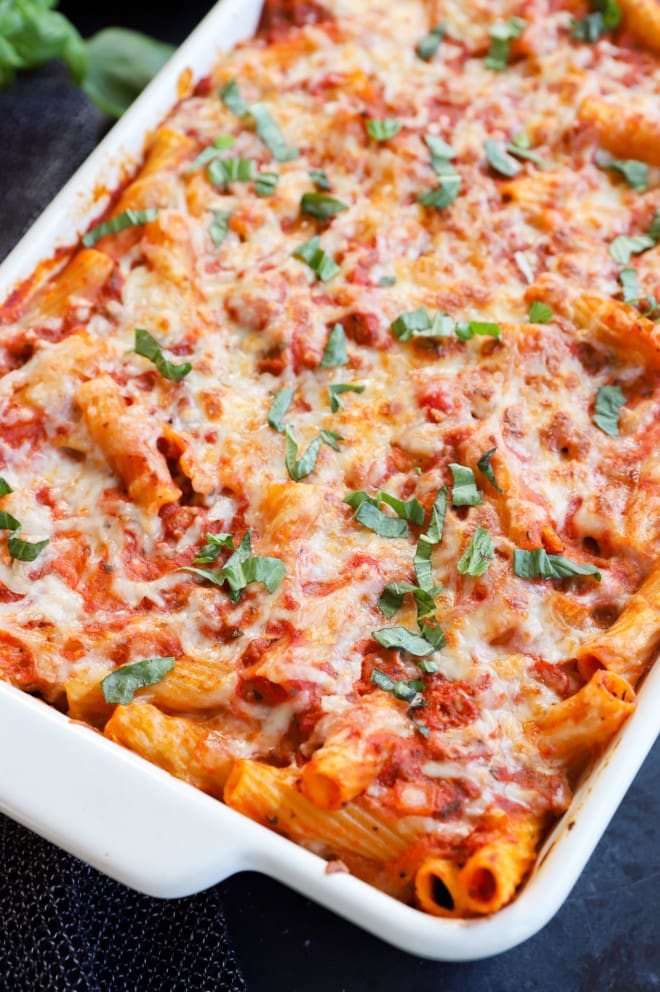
top-left (0, 4), bottom-right (658, 990)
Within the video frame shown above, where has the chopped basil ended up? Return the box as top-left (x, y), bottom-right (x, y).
top-left (7, 534), bottom-right (49, 562)
top-left (378, 581), bottom-right (429, 619)
top-left (619, 267), bottom-right (639, 303)
top-left (377, 583), bottom-right (444, 650)
top-left (418, 618), bottom-right (445, 650)
top-left (485, 139), bottom-right (521, 178)
top-left (251, 103), bottom-right (298, 162)
top-left (414, 486), bottom-right (447, 591)
top-left (372, 626), bottom-right (435, 657)
top-left (528, 300), bottom-right (553, 323)
top-left (183, 530), bottom-right (286, 602)
top-left (208, 157), bottom-right (256, 186)
top-left (513, 548), bottom-right (601, 582)
top-left (328, 383), bottom-right (365, 412)
top-left (354, 501), bottom-right (409, 539)
top-left (649, 211), bottom-right (660, 243)
top-left (344, 489), bottom-right (422, 539)
top-left (285, 426), bottom-right (324, 481)
top-left (454, 320), bottom-right (501, 340)
top-left (309, 168), bottom-right (331, 191)
top-left (477, 448), bottom-right (504, 493)
top-left (0, 511), bottom-right (21, 531)
top-left (371, 668), bottom-right (425, 703)
top-left (507, 134), bottom-right (548, 169)
top-left (425, 134), bottom-right (456, 163)
top-left (193, 533), bottom-right (235, 565)
top-left (209, 209), bottom-right (232, 247)
top-left (319, 429), bottom-right (343, 452)
top-left (267, 386), bottom-right (294, 432)
top-left (185, 135), bottom-right (235, 175)
top-left (595, 150), bottom-right (648, 193)
top-left (379, 492), bottom-right (425, 525)
top-left (391, 307), bottom-right (453, 342)
top-left (484, 17), bottom-right (526, 71)
top-left (255, 171), bottom-right (279, 197)
top-left (416, 24), bottom-right (445, 60)
top-left (0, 478), bottom-right (12, 498)
top-left (366, 118), bottom-right (402, 141)
top-left (320, 324), bottom-right (348, 367)
top-left (593, 384), bottom-right (625, 436)
top-left (219, 79), bottom-right (250, 117)
top-left (409, 711), bottom-right (430, 738)
top-left (457, 526), bottom-right (495, 577)
top-left (292, 237), bottom-right (341, 282)
top-left (608, 234), bottom-right (655, 266)
top-left (449, 464), bottom-right (482, 506)
top-left (82, 207), bottom-right (158, 248)
top-left (101, 656), bottom-right (175, 705)
top-left (300, 193), bottom-right (348, 220)
top-left (418, 177), bottom-right (461, 210)
top-left (571, 0), bottom-right (621, 42)
top-left (378, 276), bottom-right (396, 287)
top-left (134, 329), bottom-right (191, 381)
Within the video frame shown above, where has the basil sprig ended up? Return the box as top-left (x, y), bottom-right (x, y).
top-left (82, 207), bottom-right (158, 248)
top-left (134, 329), bottom-right (191, 381)
top-left (484, 17), bottom-right (526, 71)
top-left (320, 324), bottom-right (348, 367)
top-left (457, 526), bottom-right (495, 577)
top-left (183, 530), bottom-right (286, 602)
top-left (101, 657), bottom-right (175, 705)
top-left (593, 384), bottom-right (625, 436)
top-left (449, 464), bottom-right (482, 506)
top-left (514, 548), bottom-right (601, 582)
top-left (268, 386), bottom-right (294, 432)
top-left (193, 533), bottom-right (234, 565)
top-left (292, 237), bottom-right (340, 282)
top-left (476, 448), bottom-right (504, 493)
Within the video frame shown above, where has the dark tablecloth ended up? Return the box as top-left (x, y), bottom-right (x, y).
top-left (0, 5), bottom-right (658, 990)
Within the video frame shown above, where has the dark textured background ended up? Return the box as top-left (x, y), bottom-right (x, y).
top-left (0, 3), bottom-right (658, 989)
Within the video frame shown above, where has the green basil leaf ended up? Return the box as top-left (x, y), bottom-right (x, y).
top-left (372, 627), bottom-right (435, 656)
top-left (292, 237), bottom-right (341, 282)
top-left (514, 548), bottom-right (601, 581)
top-left (309, 168), bottom-right (331, 191)
top-left (418, 618), bottom-right (445, 650)
top-left (571, 0), bottom-right (621, 41)
top-left (484, 17), bottom-right (526, 70)
top-left (414, 486), bottom-right (447, 591)
top-left (595, 150), bottom-right (648, 192)
top-left (424, 134), bottom-right (456, 161)
top-left (319, 429), bottom-right (343, 452)
top-left (101, 656), bottom-right (175, 704)
top-left (223, 553), bottom-right (287, 600)
top-left (0, 478), bottom-right (12, 498)
top-left (285, 427), bottom-right (323, 481)
top-left (371, 668), bottom-right (424, 703)
top-left (619, 267), bottom-right (639, 303)
top-left (379, 492), bottom-right (425, 525)
top-left (425, 486), bottom-right (448, 546)
top-left (320, 324), bottom-right (348, 367)
top-left (328, 383), bottom-right (365, 412)
top-left (0, 511), bottom-right (21, 531)
top-left (185, 135), bottom-right (235, 175)
top-left (507, 140), bottom-right (549, 169)
top-left (7, 534), bottom-right (49, 562)
top-left (417, 177), bottom-right (461, 209)
top-left (251, 103), bottom-right (298, 161)
top-left (343, 491), bottom-right (372, 511)
top-left (648, 210), bottom-right (660, 243)
top-left (208, 157), bottom-right (256, 186)
top-left (193, 533), bottom-right (234, 565)
top-left (450, 464), bottom-right (482, 506)
top-left (268, 386), bottom-right (294, 432)
top-left (528, 301), bottom-right (553, 323)
top-left (134, 328), bottom-right (191, 382)
top-left (255, 171), bottom-right (279, 197)
top-left (378, 276), bottom-right (396, 286)
top-left (593, 384), bottom-right (625, 436)
top-left (355, 501), bottom-right (409, 539)
top-left (409, 711), bottom-right (431, 737)
top-left (209, 209), bottom-right (232, 247)
top-left (180, 565), bottom-right (226, 587)
top-left (416, 24), bottom-right (445, 60)
top-left (608, 234), bottom-right (655, 266)
top-left (81, 28), bottom-right (174, 119)
top-left (366, 118), bottom-right (402, 141)
top-left (456, 320), bottom-right (501, 341)
top-left (377, 581), bottom-right (421, 619)
top-left (485, 139), bottom-right (521, 178)
top-left (82, 207), bottom-right (158, 248)
top-left (300, 193), bottom-right (348, 220)
top-left (457, 525), bottom-right (495, 577)
top-left (219, 78), bottom-right (250, 117)
top-left (391, 307), bottom-right (453, 342)
top-left (477, 448), bottom-right (504, 493)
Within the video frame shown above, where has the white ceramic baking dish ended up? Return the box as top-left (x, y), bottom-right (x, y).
top-left (0, 0), bottom-right (658, 961)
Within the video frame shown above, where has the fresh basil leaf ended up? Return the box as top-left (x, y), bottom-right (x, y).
top-left (309, 168), bottom-right (331, 191)
top-left (416, 24), bottom-right (445, 60)
top-left (379, 492), bottom-right (425, 525)
top-left (417, 177), bottom-right (461, 209)
top-left (507, 140), bottom-right (548, 169)
top-left (0, 1), bottom-right (88, 88)
top-left (593, 384), bottom-right (625, 436)
top-left (8, 533), bottom-right (49, 561)
top-left (484, 17), bottom-right (526, 70)
top-left (185, 135), bottom-right (235, 175)
top-left (81, 28), bottom-right (174, 119)
top-left (608, 234), bottom-right (655, 266)
top-left (619, 267), bottom-right (639, 303)
top-left (414, 487), bottom-right (447, 591)
top-left (285, 427), bottom-right (323, 481)
top-left (409, 711), bottom-right (430, 737)
top-left (0, 511), bottom-right (21, 532)
top-left (193, 533), bottom-right (234, 565)
top-left (485, 139), bottom-right (521, 178)
top-left (180, 565), bottom-right (226, 587)
top-left (457, 525), bottom-right (495, 577)
top-left (251, 103), bottom-right (298, 161)
top-left (354, 501), bottom-right (409, 539)
top-left (378, 276), bottom-right (396, 286)
top-left (418, 618), bottom-right (446, 650)
top-left (134, 329), bottom-right (191, 381)
top-left (366, 118), bottom-right (402, 141)
top-left (292, 237), bottom-right (341, 282)
top-left (513, 548), bottom-right (601, 581)
top-left (328, 383), bottom-right (365, 412)
top-left (648, 210), bottom-right (660, 244)
top-left (571, 0), bottom-right (621, 41)
top-left (268, 386), bottom-right (294, 432)
top-left (391, 307), bottom-right (454, 342)
top-left (209, 209), bottom-right (232, 247)
top-left (223, 553), bottom-right (287, 600)
top-left (454, 320), bottom-right (501, 341)
top-left (371, 668), bottom-right (424, 703)
top-left (424, 134), bottom-right (456, 161)
top-left (343, 491), bottom-right (372, 511)
top-left (82, 207), bottom-right (158, 248)
top-left (595, 150), bottom-right (648, 192)
top-left (425, 486), bottom-right (448, 545)
top-left (528, 301), bottom-right (553, 323)
top-left (300, 193), bottom-right (348, 220)
top-left (208, 157), bottom-right (256, 186)
top-left (319, 429), bottom-right (343, 452)
top-left (477, 448), bottom-right (504, 493)
top-left (101, 656), bottom-right (175, 705)
top-left (0, 478), bottom-right (12, 498)
top-left (255, 171), bottom-right (279, 197)
top-left (219, 79), bottom-right (250, 117)
top-left (377, 581), bottom-right (421, 619)
top-left (450, 464), bottom-right (482, 506)
top-left (372, 627), bottom-right (435, 656)
top-left (320, 324), bottom-right (348, 367)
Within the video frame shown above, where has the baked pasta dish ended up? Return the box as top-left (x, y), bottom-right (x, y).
top-left (0, 0), bottom-right (658, 918)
